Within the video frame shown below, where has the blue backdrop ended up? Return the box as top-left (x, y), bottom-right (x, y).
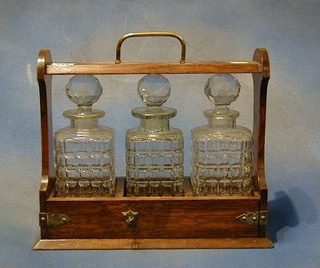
top-left (1, 0), bottom-right (319, 267)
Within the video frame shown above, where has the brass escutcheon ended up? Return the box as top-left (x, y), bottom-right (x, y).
top-left (122, 210), bottom-right (139, 227)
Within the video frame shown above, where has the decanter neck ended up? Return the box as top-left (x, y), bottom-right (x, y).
top-left (71, 118), bottom-right (99, 129)
top-left (207, 117), bottom-right (236, 128)
top-left (204, 108), bottom-right (239, 128)
top-left (140, 118), bottom-right (170, 131)
top-left (64, 108), bottom-right (104, 130)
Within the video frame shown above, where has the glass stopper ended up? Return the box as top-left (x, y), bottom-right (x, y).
top-left (66, 75), bottom-right (103, 108)
top-left (138, 74), bottom-right (171, 107)
top-left (204, 74), bottom-right (240, 108)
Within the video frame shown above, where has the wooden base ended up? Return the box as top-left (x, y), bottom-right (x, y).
top-left (35, 178), bottom-right (273, 250)
top-left (34, 234), bottom-right (273, 250)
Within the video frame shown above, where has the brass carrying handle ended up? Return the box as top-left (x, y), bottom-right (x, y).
top-left (115, 31), bottom-right (186, 64)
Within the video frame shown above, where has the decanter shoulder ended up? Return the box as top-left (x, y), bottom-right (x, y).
top-left (191, 124), bottom-right (252, 139)
top-left (55, 125), bottom-right (114, 140)
top-left (235, 125), bottom-right (252, 135)
top-left (127, 126), bottom-right (183, 141)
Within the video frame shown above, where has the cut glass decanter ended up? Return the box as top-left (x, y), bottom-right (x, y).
top-left (191, 74), bottom-right (253, 196)
top-left (54, 75), bottom-right (115, 197)
top-left (126, 74), bottom-right (184, 197)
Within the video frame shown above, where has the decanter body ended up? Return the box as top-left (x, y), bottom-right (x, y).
top-left (54, 75), bottom-right (115, 197)
top-left (191, 74), bottom-right (253, 196)
top-left (126, 74), bottom-right (184, 197)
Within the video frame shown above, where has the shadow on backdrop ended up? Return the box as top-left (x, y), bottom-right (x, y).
top-left (267, 187), bottom-right (317, 243)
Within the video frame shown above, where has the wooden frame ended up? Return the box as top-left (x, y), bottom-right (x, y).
top-left (34, 33), bottom-right (272, 249)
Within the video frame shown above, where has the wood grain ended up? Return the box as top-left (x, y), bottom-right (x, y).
top-left (45, 179), bottom-right (260, 240)
top-left (252, 48), bottom-right (270, 237)
top-left (46, 61), bottom-right (261, 75)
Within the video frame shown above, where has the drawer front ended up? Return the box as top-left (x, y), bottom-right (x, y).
top-left (44, 198), bottom-right (260, 239)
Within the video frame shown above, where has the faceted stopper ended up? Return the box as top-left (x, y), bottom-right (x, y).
top-left (66, 75), bottom-right (102, 108)
top-left (204, 74), bottom-right (240, 107)
top-left (138, 74), bottom-right (171, 107)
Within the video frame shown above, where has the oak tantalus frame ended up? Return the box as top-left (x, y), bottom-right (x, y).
top-left (34, 32), bottom-right (272, 250)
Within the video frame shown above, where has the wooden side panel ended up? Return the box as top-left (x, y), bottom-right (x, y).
top-left (252, 48), bottom-right (270, 237)
top-left (37, 49), bottom-right (54, 239)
